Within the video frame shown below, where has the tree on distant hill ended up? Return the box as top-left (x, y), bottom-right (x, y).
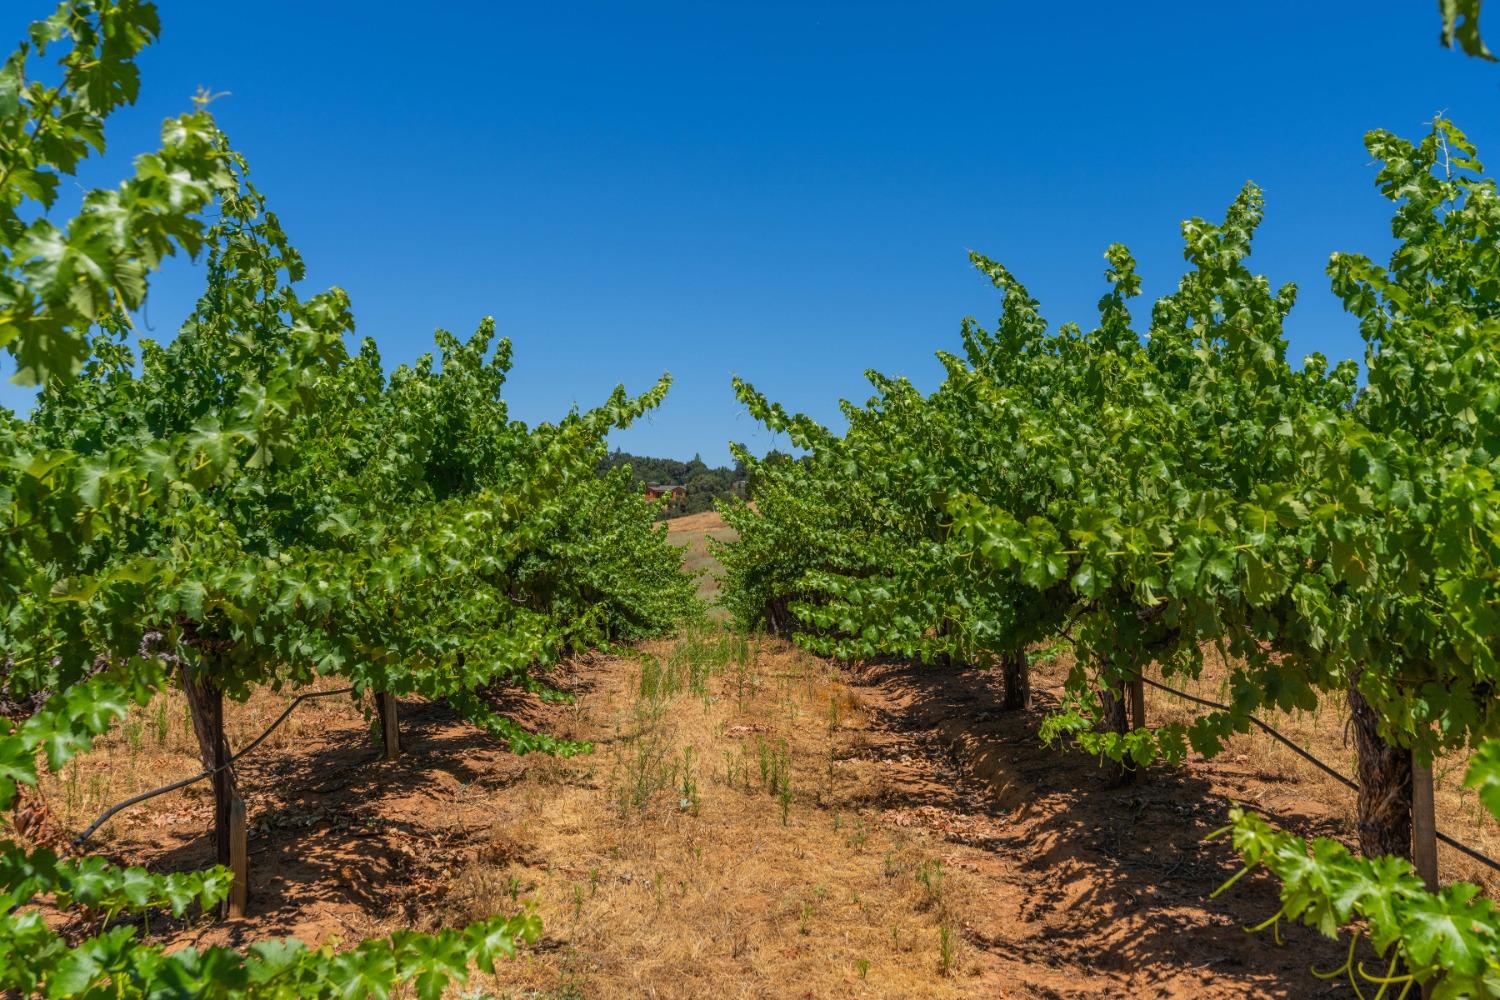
top-left (599, 450), bottom-right (746, 516)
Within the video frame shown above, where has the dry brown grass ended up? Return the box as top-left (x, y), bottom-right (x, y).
top-left (666, 510), bottom-right (738, 611)
top-left (433, 622), bottom-right (986, 999)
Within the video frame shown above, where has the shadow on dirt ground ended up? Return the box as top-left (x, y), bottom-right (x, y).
top-left (83, 682), bottom-right (575, 949)
top-left (844, 655), bottom-right (1359, 997)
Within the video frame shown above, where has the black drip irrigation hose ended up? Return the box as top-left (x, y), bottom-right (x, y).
top-left (65, 676), bottom-right (1500, 877)
top-left (72, 686), bottom-right (356, 846)
top-left (1139, 678), bottom-right (1359, 792)
top-left (1140, 676), bottom-right (1500, 876)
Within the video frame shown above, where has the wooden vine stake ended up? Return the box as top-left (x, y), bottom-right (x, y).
top-left (1412, 755), bottom-right (1439, 999)
top-left (1411, 758), bottom-right (1438, 891)
top-left (1128, 675), bottom-right (1146, 732)
top-left (228, 797), bottom-right (248, 918)
top-left (376, 691), bottom-right (401, 760)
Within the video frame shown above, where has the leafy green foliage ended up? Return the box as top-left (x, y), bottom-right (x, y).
top-left (1217, 809), bottom-right (1499, 997)
top-left (0, 890), bottom-right (541, 999)
top-left (1441, 0), bottom-right (1495, 60)
top-left (0, 0), bottom-right (236, 383)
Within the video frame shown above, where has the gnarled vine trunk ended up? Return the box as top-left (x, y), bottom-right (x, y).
top-left (765, 596), bottom-right (794, 637)
top-left (180, 665), bottom-right (240, 867)
top-left (934, 618), bottom-right (959, 669)
top-left (1348, 681), bottom-right (1412, 860)
top-left (1099, 682), bottom-right (1136, 786)
top-left (1000, 650), bottom-right (1030, 710)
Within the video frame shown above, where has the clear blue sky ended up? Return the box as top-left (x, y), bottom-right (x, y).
top-left (4, 2), bottom-right (1496, 465)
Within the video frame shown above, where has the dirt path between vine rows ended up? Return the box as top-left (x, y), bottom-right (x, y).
top-left (37, 511), bottom-right (1497, 998)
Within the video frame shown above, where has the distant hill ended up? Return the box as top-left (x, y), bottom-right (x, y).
top-left (598, 450), bottom-right (747, 517)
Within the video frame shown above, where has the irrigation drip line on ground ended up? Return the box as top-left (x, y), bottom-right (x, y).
top-left (1141, 676), bottom-right (1500, 875)
top-left (73, 686), bottom-right (356, 846)
top-left (68, 672), bottom-right (1500, 879)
